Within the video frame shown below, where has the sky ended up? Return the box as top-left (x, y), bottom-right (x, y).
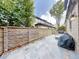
top-left (34, 0), bottom-right (55, 17)
top-left (40, 12), bottom-right (56, 25)
top-left (34, 0), bottom-right (65, 25)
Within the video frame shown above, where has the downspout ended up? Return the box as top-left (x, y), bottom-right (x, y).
top-left (64, 0), bottom-right (71, 24)
top-left (64, 0), bottom-right (71, 33)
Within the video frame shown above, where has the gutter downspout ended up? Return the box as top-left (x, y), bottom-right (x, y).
top-left (64, 0), bottom-right (71, 24)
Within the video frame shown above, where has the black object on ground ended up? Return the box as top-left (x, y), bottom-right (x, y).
top-left (58, 33), bottom-right (75, 51)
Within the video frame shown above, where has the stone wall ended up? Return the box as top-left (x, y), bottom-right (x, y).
top-left (0, 27), bottom-right (54, 55)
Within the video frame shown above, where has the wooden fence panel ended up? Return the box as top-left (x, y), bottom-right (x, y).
top-left (0, 28), bottom-right (4, 55)
top-left (0, 27), bottom-right (55, 55)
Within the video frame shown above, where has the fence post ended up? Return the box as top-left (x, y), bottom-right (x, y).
top-left (27, 28), bottom-right (30, 43)
top-left (3, 27), bottom-right (8, 52)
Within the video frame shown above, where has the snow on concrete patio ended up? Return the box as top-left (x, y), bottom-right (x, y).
top-left (0, 35), bottom-right (79, 59)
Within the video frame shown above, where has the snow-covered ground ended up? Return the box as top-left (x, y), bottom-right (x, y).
top-left (0, 35), bottom-right (79, 59)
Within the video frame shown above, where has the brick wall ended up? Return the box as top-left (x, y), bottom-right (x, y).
top-left (0, 27), bottom-right (54, 55)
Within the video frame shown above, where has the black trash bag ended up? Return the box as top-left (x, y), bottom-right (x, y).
top-left (58, 33), bottom-right (75, 50)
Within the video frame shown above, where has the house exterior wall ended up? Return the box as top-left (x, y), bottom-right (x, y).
top-left (35, 17), bottom-right (54, 28)
top-left (66, 0), bottom-right (79, 52)
top-left (70, 2), bottom-right (79, 51)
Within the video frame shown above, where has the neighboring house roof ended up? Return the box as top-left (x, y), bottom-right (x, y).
top-left (35, 16), bottom-right (54, 28)
top-left (35, 23), bottom-right (53, 28)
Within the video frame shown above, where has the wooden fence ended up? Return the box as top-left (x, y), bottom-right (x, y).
top-left (0, 27), bottom-right (55, 55)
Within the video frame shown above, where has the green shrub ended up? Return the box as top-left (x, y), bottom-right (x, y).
top-left (58, 25), bottom-right (66, 31)
top-left (0, 0), bottom-right (34, 27)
